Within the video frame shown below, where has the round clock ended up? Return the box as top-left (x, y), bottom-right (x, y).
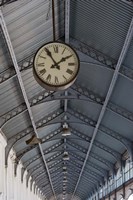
top-left (33, 41), bottom-right (80, 91)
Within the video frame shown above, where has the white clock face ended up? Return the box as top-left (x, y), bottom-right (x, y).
top-left (33, 42), bottom-right (79, 91)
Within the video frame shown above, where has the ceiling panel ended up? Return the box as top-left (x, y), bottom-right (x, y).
top-left (1, 1), bottom-right (133, 200)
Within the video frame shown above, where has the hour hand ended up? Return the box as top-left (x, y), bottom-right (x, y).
top-left (51, 55), bottom-right (72, 69)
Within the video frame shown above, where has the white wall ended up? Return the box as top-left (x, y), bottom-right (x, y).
top-left (0, 132), bottom-right (44, 200)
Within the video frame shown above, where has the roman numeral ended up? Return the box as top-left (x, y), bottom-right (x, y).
top-left (55, 76), bottom-right (59, 84)
top-left (62, 48), bottom-right (66, 54)
top-left (68, 63), bottom-right (75, 66)
top-left (66, 69), bottom-right (73, 75)
top-left (37, 63), bottom-right (45, 67)
top-left (63, 75), bottom-right (67, 81)
top-left (53, 46), bottom-right (58, 53)
top-left (46, 74), bottom-right (51, 82)
top-left (39, 55), bottom-right (46, 59)
top-left (40, 68), bottom-right (46, 75)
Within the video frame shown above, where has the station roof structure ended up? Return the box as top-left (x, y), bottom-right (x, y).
top-left (0, 0), bottom-right (133, 200)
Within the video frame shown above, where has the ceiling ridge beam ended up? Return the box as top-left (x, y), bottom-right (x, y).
top-left (68, 108), bottom-right (133, 161)
top-left (0, 10), bottom-right (57, 199)
top-left (5, 113), bottom-right (63, 165)
top-left (71, 16), bottom-right (133, 200)
top-left (69, 151), bottom-right (107, 177)
top-left (70, 37), bottom-right (133, 83)
top-left (67, 140), bottom-right (114, 169)
top-left (71, 84), bottom-right (133, 123)
top-left (27, 151), bottom-right (63, 174)
top-left (71, 128), bottom-right (121, 162)
top-left (25, 151), bottom-right (63, 169)
top-left (16, 140), bottom-right (63, 165)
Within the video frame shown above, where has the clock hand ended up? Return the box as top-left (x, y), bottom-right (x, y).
top-left (57, 55), bottom-right (73, 64)
top-left (51, 55), bottom-right (72, 68)
top-left (45, 48), bottom-right (60, 70)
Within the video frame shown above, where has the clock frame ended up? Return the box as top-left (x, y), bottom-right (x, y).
top-left (33, 41), bottom-right (80, 91)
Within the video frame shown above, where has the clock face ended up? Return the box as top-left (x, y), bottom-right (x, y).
top-left (33, 42), bottom-right (80, 91)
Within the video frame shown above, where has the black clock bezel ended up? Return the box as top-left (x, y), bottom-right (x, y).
top-left (33, 41), bottom-right (80, 91)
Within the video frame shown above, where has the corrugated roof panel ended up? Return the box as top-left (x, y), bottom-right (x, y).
top-left (96, 131), bottom-right (124, 153)
top-left (2, 111), bottom-right (30, 138)
top-left (110, 75), bottom-right (133, 113)
top-left (21, 147), bottom-right (40, 162)
top-left (69, 100), bottom-right (102, 122)
top-left (123, 39), bottom-right (133, 69)
top-left (70, 0), bottom-right (133, 60)
top-left (0, 77), bottom-right (24, 115)
top-left (2, 0), bottom-right (64, 61)
top-left (0, 27), bottom-right (12, 73)
top-left (76, 62), bottom-right (113, 98)
top-left (102, 109), bottom-right (133, 141)
top-left (21, 68), bottom-right (45, 99)
top-left (38, 124), bottom-right (61, 138)
top-left (31, 100), bottom-right (61, 122)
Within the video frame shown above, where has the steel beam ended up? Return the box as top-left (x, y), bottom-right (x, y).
top-left (0, 0), bottom-right (18, 6)
top-left (67, 140), bottom-right (114, 169)
top-left (27, 151), bottom-right (63, 174)
top-left (70, 37), bottom-right (133, 83)
top-left (24, 151), bottom-right (62, 170)
top-left (69, 151), bottom-right (107, 176)
top-left (16, 141), bottom-right (63, 171)
top-left (71, 16), bottom-right (133, 200)
top-left (71, 128), bottom-right (121, 162)
top-left (6, 107), bottom-right (132, 168)
top-left (0, 10), bottom-right (57, 199)
top-left (2, 81), bottom-right (133, 130)
top-left (68, 108), bottom-right (133, 161)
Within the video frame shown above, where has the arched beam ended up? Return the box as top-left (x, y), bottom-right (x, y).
top-left (68, 108), bottom-right (133, 161)
top-left (21, 151), bottom-right (63, 182)
top-left (69, 151), bottom-right (107, 177)
top-left (31, 167), bottom-right (63, 190)
top-left (17, 139), bottom-right (63, 162)
top-left (31, 170), bottom-right (46, 188)
top-left (13, 107), bottom-right (99, 169)
top-left (5, 95), bottom-right (133, 166)
top-left (1, 84), bottom-right (99, 128)
top-left (15, 141), bottom-right (63, 176)
top-left (27, 151), bottom-right (63, 176)
top-left (26, 151), bottom-right (63, 169)
top-left (71, 128), bottom-right (121, 163)
top-left (5, 109), bottom-right (63, 165)
top-left (70, 37), bottom-right (133, 83)
top-left (67, 140), bottom-right (114, 170)
top-left (26, 158), bottom-right (63, 187)
top-left (10, 107), bottom-right (132, 178)
top-left (68, 162), bottom-right (103, 187)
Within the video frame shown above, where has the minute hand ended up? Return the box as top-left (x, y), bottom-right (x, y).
top-left (45, 48), bottom-right (60, 69)
top-left (57, 55), bottom-right (72, 65)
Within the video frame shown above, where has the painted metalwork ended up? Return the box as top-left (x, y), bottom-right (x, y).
top-left (0, 0), bottom-right (18, 6)
top-left (0, 10), bottom-right (57, 200)
top-left (5, 107), bottom-right (132, 176)
top-left (67, 140), bottom-right (114, 169)
top-left (16, 140), bottom-right (63, 166)
top-left (0, 1), bottom-right (133, 199)
top-left (71, 16), bottom-right (133, 200)
top-left (2, 82), bottom-right (133, 133)
top-left (5, 113), bottom-right (62, 165)
top-left (71, 128), bottom-right (121, 162)
top-left (70, 38), bottom-right (133, 83)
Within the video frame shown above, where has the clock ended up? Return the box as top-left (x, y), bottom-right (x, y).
top-left (33, 41), bottom-right (80, 91)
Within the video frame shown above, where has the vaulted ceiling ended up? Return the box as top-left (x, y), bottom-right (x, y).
top-left (0, 1), bottom-right (133, 200)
